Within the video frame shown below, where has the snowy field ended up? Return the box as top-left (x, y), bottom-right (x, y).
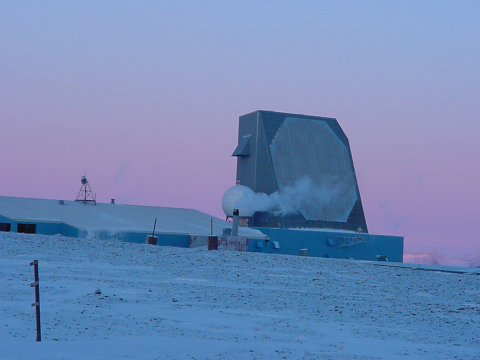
top-left (1, 233), bottom-right (479, 360)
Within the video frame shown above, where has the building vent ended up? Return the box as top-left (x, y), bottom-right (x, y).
top-left (299, 248), bottom-right (309, 256)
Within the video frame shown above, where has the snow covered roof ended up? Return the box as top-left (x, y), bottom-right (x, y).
top-left (0, 196), bottom-right (265, 238)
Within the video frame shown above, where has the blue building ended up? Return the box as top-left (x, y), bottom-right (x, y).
top-left (0, 196), bottom-right (265, 246)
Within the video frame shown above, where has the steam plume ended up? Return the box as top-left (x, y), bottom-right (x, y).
top-left (236, 176), bottom-right (342, 217)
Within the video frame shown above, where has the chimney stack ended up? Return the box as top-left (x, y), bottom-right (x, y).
top-left (232, 208), bottom-right (239, 236)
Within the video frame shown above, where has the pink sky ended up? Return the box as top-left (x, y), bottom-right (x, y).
top-left (1, 1), bottom-right (479, 265)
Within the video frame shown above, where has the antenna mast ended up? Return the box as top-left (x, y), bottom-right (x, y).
top-left (75, 174), bottom-right (96, 204)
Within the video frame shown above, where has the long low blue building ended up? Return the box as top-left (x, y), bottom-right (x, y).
top-left (0, 196), bottom-right (266, 246)
top-left (0, 195), bottom-right (403, 262)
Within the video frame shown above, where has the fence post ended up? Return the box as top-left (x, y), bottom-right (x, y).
top-left (30, 260), bottom-right (41, 342)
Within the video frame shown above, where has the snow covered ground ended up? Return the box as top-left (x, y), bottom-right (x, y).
top-left (1, 232), bottom-right (479, 360)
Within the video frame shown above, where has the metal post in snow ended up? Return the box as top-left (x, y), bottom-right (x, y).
top-left (152, 218), bottom-right (157, 237)
top-left (29, 260), bottom-right (41, 342)
top-left (146, 218), bottom-right (158, 245)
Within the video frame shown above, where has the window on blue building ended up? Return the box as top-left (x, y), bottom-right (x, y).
top-left (17, 223), bottom-right (36, 234)
top-left (0, 223), bottom-right (11, 232)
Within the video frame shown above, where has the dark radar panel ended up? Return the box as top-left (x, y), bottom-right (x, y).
top-left (233, 111), bottom-right (368, 232)
top-left (270, 117), bottom-right (357, 221)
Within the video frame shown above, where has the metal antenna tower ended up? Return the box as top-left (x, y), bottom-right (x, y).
top-left (75, 174), bottom-right (96, 204)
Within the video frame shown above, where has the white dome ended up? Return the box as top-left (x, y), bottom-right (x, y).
top-left (221, 185), bottom-right (256, 217)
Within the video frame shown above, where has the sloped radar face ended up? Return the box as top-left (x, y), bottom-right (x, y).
top-left (269, 117), bottom-right (357, 221)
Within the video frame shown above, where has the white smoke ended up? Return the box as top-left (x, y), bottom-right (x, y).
top-left (236, 176), bottom-right (342, 217)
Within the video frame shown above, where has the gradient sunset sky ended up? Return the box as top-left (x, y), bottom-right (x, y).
top-left (1, 1), bottom-right (479, 264)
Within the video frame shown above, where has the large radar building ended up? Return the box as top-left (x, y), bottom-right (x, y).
top-left (233, 110), bottom-right (368, 232)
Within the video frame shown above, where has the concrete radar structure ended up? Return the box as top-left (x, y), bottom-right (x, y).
top-left (232, 110), bottom-right (368, 232)
top-left (221, 185), bottom-right (256, 218)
